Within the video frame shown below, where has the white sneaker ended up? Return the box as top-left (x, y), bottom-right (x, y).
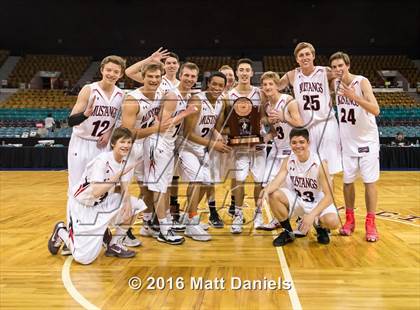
top-left (200, 222), bottom-right (209, 231)
top-left (122, 228), bottom-right (142, 247)
top-left (157, 229), bottom-right (185, 245)
top-left (231, 213), bottom-right (243, 234)
top-left (256, 218), bottom-right (281, 231)
top-left (185, 216), bottom-right (211, 242)
top-left (254, 210), bottom-right (264, 229)
top-left (140, 223), bottom-right (159, 238)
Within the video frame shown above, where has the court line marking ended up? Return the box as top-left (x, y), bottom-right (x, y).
top-left (262, 202), bottom-right (302, 310)
top-left (62, 256), bottom-right (100, 310)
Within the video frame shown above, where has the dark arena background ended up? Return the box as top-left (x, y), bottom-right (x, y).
top-left (0, 0), bottom-right (419, 309)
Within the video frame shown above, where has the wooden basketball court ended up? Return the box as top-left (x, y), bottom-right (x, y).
top-left (0, 170), bottom-right (419, 309)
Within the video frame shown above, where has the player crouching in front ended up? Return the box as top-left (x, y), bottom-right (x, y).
top-left (48, 127), bottom-right (147, 264)
top-left (260, 128), bottom-right (339, 246)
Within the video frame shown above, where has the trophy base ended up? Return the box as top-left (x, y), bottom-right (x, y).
top-left (229, 136), bottom-right (262, 146)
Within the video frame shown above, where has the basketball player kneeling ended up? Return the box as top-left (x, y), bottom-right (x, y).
top-left (48, 128), bottom-right (147, 264)
top-left (260, 128), bottom-right (340, 246)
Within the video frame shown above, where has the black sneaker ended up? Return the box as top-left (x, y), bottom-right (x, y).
top-left (157, 229), bottom-right (185, 245)
top-left (170, 203), bottom-right (180, 222)
top-left (228, 204), bottom-right (235, 217)
top-left (48, 221), bottom-right (65, 255)
top-left (61, 244), bottom-right (72, 256)
top-left (105, 241), bottom-right (136, 258)
top-left (123, 228), bottom-right (142, 247)
top-left (273, 230), bottom-right (295, 247)
top-left (315, 225), bottom-right (330, 244)
top-left (209, 212), bottom-right (224, 228)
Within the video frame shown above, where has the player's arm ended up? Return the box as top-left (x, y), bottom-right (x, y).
top-left (91, 160), bottom-right (136, 199)
top-left (68, 85), bottom-right (92, 126)
top-left (258, 157), bottom-right (288, 208)
top-left (221, 96), bottom-right (231, 135)
top-left (125, 47), bottom-right (169, 83)
top-left (350, 78), bottom-right (380, 116)
top-left (265, 157), bottom-right (289, 195)
top-left (278, 70), bottom-right (294, 91)
top-left (285, 96), bottom-right (304, 127)
top-left (121, 95), bottom-right (157, 139)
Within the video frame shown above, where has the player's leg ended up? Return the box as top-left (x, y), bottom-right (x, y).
top-left (231, 151), bottom-right (249, 234)
top-left (361, 152), bottom-right (380, 242)
top-left (250, 148), bottom-right (266, 228)
top-left (206, 184), bottom-right (224, 228)
top-left (207, 150), bottom-right (224, 228)
top-left (340, 155), bottom-right (358, 236)
top-left (268, 188), bottom-right (297, 246)
top-left (317, 205), bottom-right (340, 244)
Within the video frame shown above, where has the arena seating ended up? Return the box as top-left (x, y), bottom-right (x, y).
top-left (1, 89), bottom-right (76, 109)
top-left (185, 56), bottom-right (236, 73)
top-left (7, 54), bottom-right (91, 88)
top-left (0, 50), bottom-right (9, 67)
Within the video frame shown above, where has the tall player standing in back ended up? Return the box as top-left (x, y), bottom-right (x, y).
top-left (277, 42), bottom-right (342, 180)
top-left (64, 56), bottom-right (126, 255)
top-left (330, 52), bottom-right (380, 242)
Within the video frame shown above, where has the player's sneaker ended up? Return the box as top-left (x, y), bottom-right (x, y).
top-left (170, 202), bottom-right (181, 222)
top-left (273, 230), bottom-right (295, 247)
top-left (365, 216), bottom-right (379, 242)
top-left (253, 210), bottom-right (264, 229)
top-left (123, 228), bottom-right (142, 247)
top-left (293, 217), bottom-right (308, 238)
top-left (228, 203), bottom-right (235, 217)
top-left (256, 218), bottom-right (281, 231)
top-left (105, 240), bottom-right (136, 258)
top-left (231, 213), bottom-right (243, 234)
top-left (157, 229), bottom-right (185, 245)
top-left (140, 221), bottom-right (159, 238)
top-left (315, 225), bottom-right (330, 244)
top-left (185, 216), bottom-right (211, 242)
top-left (48, 221), bottom-right (65, 255)
top-left (171, 219), bottom-right (186, 232)
top-left (209, 212), bottom-right (224, 228)
top-left (61, 244), bottom-right (72, 256)
top-left (339, 211), bottom-right (355, 236)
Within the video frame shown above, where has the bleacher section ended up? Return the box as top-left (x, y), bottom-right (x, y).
top-left (0, 50), bottom-right (10, 67)
top-left (1, 89), bottom-right (76, 109)
top-left (7, 54), bottom-right (91, 88)
top-left (185, 56), bottom-right (236, 73)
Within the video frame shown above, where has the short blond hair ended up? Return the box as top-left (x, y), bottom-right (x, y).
top-left (100, 55), bottom-right (126, 72)
top-left (141, 62), bottom-right (164, 78)
top-left (329, 51), bottom-right (351, 66)
top-left (260, 71), bottom-right (281, 86)
top-left (294, 42), bottom-right (316, 58)
top-left (219, 65), bottom-right (234, 72)
top-left (179, 62), bottom-right (199, 75)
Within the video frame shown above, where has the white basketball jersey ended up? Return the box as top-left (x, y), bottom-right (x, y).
top-left (286, 152), bottom-right (324, 204)
top-left (335, 75), bottom-right (379, 156)
top-left (293, 66), bottom-right (333, 127)
top-left (72, 82), bottom-right (124, 140)
top-left (158, 76), bottom-right (180, 95)
top-left (72, 151), bottom-right (131, 206)
top-left (228, 86), bottom-right (261, 107)
top-left (150, 87), bottom-right (189, 151)
top-left (265, 94), bottom-right (293, 156)
top-left (127, 89), bottom-right (163, 132)
top-left (184, 92), bottom-right (224, 153)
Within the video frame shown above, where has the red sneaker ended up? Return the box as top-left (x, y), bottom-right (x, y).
top-left (365, 216), bottom-right (379, 242)
top-left (339, 210), bottom-right (355, 236)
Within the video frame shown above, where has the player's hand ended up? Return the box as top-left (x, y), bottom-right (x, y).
top-left (338, 83), bottom-right (357, 101)
top-left (153, 116), bottom-right (173, 133)
top-left (267, 109), bottom-right (284, 123)
top-left (150, 47), bottom-right (170, 63)
top-left (298, 213), bottom-right (316, 234)
top-left (212, 140), bottom-right (232, 153)
top-left (83, 95), bottom-right (96, 117)
top-left (184, 104), bottom-right (199, 117)
top-left (96, 130), bottom-right (112, 148)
